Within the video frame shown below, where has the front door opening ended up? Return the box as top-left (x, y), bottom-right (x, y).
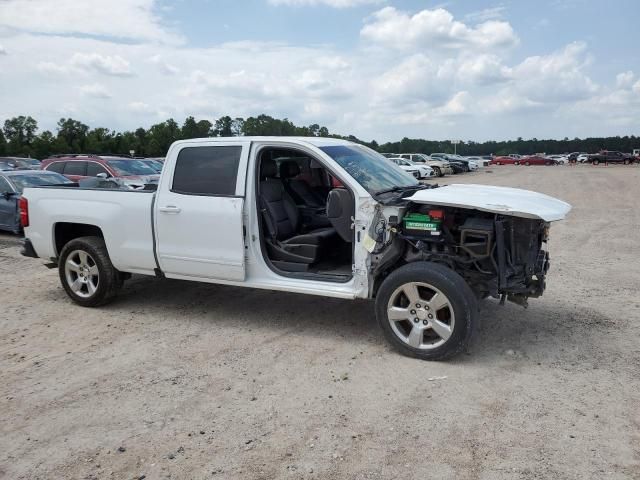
top-left (256, 147), bottom-right (354, 282)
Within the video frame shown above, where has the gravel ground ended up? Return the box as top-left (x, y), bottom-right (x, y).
top-left (1, 165), bottom-right (639, 480)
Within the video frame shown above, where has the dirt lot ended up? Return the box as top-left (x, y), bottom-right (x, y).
top-left (1, 165), bottom-right (639, 480)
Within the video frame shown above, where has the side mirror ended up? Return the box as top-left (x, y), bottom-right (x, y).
top-left (96, 172), bottom-right (108, 179)
top-left (2, 191), bottom-right (15, 200)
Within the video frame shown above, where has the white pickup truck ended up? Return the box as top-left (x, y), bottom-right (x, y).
top-left (21, 137), bottom-right (571, 360)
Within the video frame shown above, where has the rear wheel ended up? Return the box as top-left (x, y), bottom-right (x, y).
top-left (375, 262), bottom-right (477, 360)
top-left (433, 166), bottom-right (442, 177)
top-left (514, 161), bottom-right (520, 166)
top-left (623, 159), bottom-right (630, 165)
top-left (593, 159), bottom-right (599, 165)
top-left (59, 236), bottom-right (122, 307)
top-left (524, 161), bottom-right (531, 166)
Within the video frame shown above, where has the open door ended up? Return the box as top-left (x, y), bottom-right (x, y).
top-left (155, 140), bottom-right (250, 281)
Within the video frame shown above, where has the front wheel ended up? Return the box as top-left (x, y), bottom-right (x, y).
top-left (433, 166), bottom-right (442, 177)
top-left (59, 236), bottom-right (122, 307)
top-left (375, 262), bottom-right (477, 360)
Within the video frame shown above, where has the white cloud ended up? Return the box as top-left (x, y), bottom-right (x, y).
top-left (0, 45), bottom-right (7, 55)
top-left (360, 7), bottom-right (518, 51)
top-left (0, 0), bottom-right (182, 44)
top-left (79, 83), bottom-right (112, 98)
top-left (149, 54), bottom-right (179, 75)
top-left (616, 71), bottom-right (634, 88)
top-left (269, 0), bottom-right (382, 7)
top-left (464, 6), bottom-right (506, 23)
top-left (70, 53), bottom-right (133, 76)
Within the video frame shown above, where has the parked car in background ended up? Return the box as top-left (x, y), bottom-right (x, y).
top-left (395, 153), bottom-right (453, 177)
top-left (0, 161), bottom-right (16, 171)
top-left (490, 156), bottom-right (519, 165)
top-left (568, 152), bottom-right (586, 162)
top-left (0, 170), bottom-right (74, 233)
top-left (587, 150), bottom-right (636, 165)
top-left (41, 154), bottom-right (160, 189)
top-left (138, 158), bottom-right (164, 173)
top-left (449, 155), bottom-right (479, 171)
top-left (521, 155), bottom-right (557, 166)
top-left (0, 157), bottom-right (41, 170)
top-left (547, 155), bottom-right (568, 165)
top-left (389, 158), bottom-right (435, 179)
top-left (430, 153), bottom-right (467, 173)
top-left (464, 156), bottom-right (489, 167)
top-left (508, 154), bottom-right (522, 160)
top-left (577, 154), bottom-right (590, 163)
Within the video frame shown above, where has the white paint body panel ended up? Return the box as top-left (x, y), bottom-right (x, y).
top-left (405, 184), bottom-right (572, 221)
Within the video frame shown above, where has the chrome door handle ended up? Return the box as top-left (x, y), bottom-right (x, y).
top-left (159, 205), bottom-right (181, 214)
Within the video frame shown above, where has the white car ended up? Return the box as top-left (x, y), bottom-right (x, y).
top-left (577, 154), bottom-right (590, 163)
top-left (389, 158), bottom-right (435, 179)
top-left (548, 155), bottom-right (569, 165)
top-left (21, 137), bottom-right (571, 361)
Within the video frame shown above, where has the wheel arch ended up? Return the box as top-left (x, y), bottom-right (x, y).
top-left (54, 222), bottom-right (104, 257)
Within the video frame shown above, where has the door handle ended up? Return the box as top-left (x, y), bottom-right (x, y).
top-left (159, 205), bottom-right (181, 214)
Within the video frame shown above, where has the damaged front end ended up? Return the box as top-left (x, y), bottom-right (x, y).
top-left (368, 184), bottom-right (571, 307)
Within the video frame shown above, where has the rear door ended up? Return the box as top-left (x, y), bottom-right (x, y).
top-left (62, 161), bottom-right (88, 181)
top-left (155, 140), bottom-right (250, 281)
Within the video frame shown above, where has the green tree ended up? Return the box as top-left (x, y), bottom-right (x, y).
top-left (57, 118), bottom-right (89, 152)
top-left (181, 116), bottom-right (213, 139)
top-left (3, 115), bottom-right (38, 155)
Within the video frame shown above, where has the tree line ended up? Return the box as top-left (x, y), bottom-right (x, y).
top-left (1, 114), bottom-right (638, 159)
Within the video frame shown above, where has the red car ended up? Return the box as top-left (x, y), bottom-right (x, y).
top-left (41, 154), bottom-right (160, 189)
top-left (490, 156), bottom-right (519, 165)
top-left (520, 155), bottom-right (557, 166)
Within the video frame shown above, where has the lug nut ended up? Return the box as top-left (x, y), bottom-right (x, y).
top-left (415, 303), bottom-right (421, 308)
top-left (413, 318), bottom-right (419, 323)
top-left (423, 320), bottom-right (428, 325)
top-left (428, 314), bottom-right (433, 319)
top-left (410, 309), bottom-right (416, 315)
top-left (425, 306), bottom-right (429, 310)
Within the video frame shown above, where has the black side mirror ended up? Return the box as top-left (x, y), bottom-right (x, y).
top-left (2, 191), bottom-right (15, 200)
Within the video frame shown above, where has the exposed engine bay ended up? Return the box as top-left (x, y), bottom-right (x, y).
top-left (369, 202), bottom-right (551, 307)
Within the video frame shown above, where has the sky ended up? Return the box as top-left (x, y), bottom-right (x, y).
top-left (0, 0), bottom-right (639, 142)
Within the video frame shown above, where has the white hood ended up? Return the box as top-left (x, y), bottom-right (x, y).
top-left (404, 184), bottom-right (572, 222)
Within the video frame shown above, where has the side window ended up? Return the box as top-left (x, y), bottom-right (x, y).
top-left (46, 162), bottom-right (65, 173)
top-left (0, 176), bottom-right (12, 193)
top-left (63, 161), bottom-right (87, 176)
top-left (87, 162), bottom-right (109, 177)
top-left (172, 146), bottom-right (242, 196)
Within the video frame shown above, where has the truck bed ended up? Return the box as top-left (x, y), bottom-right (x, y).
top-left (23, 187), bottom-right (158, 275)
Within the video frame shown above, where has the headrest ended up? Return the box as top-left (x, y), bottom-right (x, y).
top-left (261, 159), bottom-right (278, 178)
top-left (279, 160), bottom-right (301, 179)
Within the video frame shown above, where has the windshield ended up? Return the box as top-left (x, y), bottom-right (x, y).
top-left (142, 160), bottom-right (163, 173)
top-left (7, 172), bottom-right (73, 193)
top-left (106, 159), bottom-right (158, 176)
top-left (320, 144), bottom-right (419, 194)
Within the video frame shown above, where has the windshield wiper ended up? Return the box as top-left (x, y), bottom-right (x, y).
top-left (373, 184), bottom-right (427, 197)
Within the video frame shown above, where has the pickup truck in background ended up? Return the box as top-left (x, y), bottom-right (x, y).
top-left (587, 150), bottom-right (636, 165)
top-left (20, 137), bottom-right (571, 360)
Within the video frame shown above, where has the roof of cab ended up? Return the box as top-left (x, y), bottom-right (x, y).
top-left (171, 136), bottom-right (355, 148)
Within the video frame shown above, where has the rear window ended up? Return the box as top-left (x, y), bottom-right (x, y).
top-left (6, 172), bottom-right (73, 193)
top-left (172, 146), bottom-right (242, 196)
top-left (63, 161), bottom-right (87, 176)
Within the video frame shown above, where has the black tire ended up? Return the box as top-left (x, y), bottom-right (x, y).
top-left (524, 161), bottom-right (531, 166)
top-left (514, 161), bottom-right (520, 166)
top-left (623, 159), bottom-right (630, 165)
top-left (433, 166), bottom-right (442, 177)
top-left (58, 236), bottom-right (122, 307)
top-left (375, 262), bottom-right (477, 361)
top-left (593, 159), bottom-right (599, 165)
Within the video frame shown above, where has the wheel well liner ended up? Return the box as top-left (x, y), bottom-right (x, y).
top-left (54, 223), bottom-right (104, 257)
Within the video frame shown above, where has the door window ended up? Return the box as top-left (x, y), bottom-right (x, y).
top-left (46, 162), bottom-right (65, 173)
top-left (63, 161), bottom-right (87, 176)
top-left (172, 146), bottom-right (242, 196)
top-left (86, 162), bottom-right (110, 177)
